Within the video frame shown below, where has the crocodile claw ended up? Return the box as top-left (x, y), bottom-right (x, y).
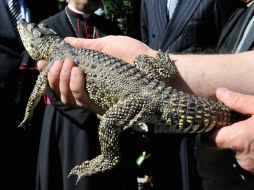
top-left (18, 118), bottom-right (31, 129)
top-left (68, 154), bottom-right (120, 184)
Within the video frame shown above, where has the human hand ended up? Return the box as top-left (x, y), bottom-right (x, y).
top-left (37, 35), bottom-right (156, 114)
top-left (64, 35), bottom-right (157, 64)
top-left (37, 59), bottom-right (104, 115)
top-left (214, 87), bottom-right (254, 174)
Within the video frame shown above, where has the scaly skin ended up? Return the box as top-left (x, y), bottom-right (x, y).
top-left (17, 20), bottom-right (234, 184)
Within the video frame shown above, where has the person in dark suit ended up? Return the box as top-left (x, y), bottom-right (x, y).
top-left (35, 0), bottom-right (138, 190)
top-left (139, 0), bottom-right (243, 189)
top-left (140, 0), bottom-right (243, 53)
top-left (0, 0), bottom-right (59, 189)
top-left (195, 1), bottom-right (254, 189)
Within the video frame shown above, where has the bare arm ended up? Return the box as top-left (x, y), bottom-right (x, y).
top-left (38, 36), bottom-right (254, 108)
top-left (169, 51), bottom-right (254, 98)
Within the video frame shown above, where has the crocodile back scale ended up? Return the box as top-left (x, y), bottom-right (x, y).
top-left (17, 20), bottom-right (235, 183)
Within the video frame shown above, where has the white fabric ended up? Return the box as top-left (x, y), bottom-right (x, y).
top-left (7, 0), bottom-right (22, 22)
top-left (7, 0), bottom-right (31, 22)
top-left (68, 4), bottom-right (91, 19)
top-left (7, 0), bottom-right (22, 37)
top-left (19, 0), bottom-right (31, 22)
top-left (167, 0), bottom-right (179, 19)
top-left (235, 15), bottom-right (254, 52)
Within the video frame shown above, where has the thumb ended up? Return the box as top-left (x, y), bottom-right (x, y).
top-left (64, 37), bottom-right (102, 50)
top-left (214, 117), bottom-right (252, 150)
top-left (37, 60), bottom-right (48, 71)
top-left (216, 87), bottom-right (254, 115)
top-left (213, 124), bottom-right (237, 149)
top-left (64, 37), bottom-right (89, 48)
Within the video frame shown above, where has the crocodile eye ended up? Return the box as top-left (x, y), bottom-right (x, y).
top-left (28, 23), bottom-right (35, 31)
top-left (33, 29), bottom-right (41, 38)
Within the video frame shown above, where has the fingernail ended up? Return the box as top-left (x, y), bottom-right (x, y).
top-left (72, 73), bottom-right (78, 80)
top-left (64, 37), bottom-right (70, 41)
top-left (217, 87), bottom-right (229, 99)
top-left (64, 37), bottom-right (72, 44)
top-left (62, 66), bottom-right (69, 74)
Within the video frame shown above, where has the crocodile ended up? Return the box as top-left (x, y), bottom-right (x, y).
top-left (17, 20), bottom-right (234, 183)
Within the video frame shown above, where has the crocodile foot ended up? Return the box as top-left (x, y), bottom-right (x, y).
top-left (68, 154), bottom-right (120, 184)
top-left (18, 118), bottom-right (31, 129)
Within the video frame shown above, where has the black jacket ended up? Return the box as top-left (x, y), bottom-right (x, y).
top-left (0, 0), bottom-right (58, 89)
top-left (140, 0), bottom-right (243, 52)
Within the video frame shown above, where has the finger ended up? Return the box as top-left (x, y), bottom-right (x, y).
top-left (64, 37), bottom-right (103, 50)
top-left (48, 60), bottom-right (63, 98)
top-left (59, 59), bottom-right (76, 105)
top-left (236, 156), bottom-right (254, 175)
top-left (216, 87), bottom-right (254, 114)
top-left (37, 60), bottom-right (48, 71)
top-left (69, 67), bottom-right (88, 107)
top-left (96, 114), bottom-right (103, 120)
top-left (214, 117), bottom-right (253, 150)
top-left (70, 67), bottom-right (104, 114)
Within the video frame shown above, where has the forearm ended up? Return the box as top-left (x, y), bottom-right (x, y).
top-left (167, 51), bottom-right (254, 99)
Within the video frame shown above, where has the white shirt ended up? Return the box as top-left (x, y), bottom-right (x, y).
top-left (167, 0), bottom-right (179, 19)
top-left (18, 0), bottom-right (31, 22)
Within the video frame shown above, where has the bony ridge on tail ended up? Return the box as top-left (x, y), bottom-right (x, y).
top-left (17, 19), bottom-right (236, 184)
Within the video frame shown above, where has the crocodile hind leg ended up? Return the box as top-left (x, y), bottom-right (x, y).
top-left (133, 50), bottom-right (176, 80)
top-left (18, 61), bottom-right (54, 129)
top-left (68, 96), bottom-right (159, 184)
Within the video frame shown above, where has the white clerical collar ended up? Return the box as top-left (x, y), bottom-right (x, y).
top-left (68, 4), bottom-right (91, 19)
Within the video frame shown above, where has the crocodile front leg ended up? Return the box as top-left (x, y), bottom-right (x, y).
top-left (68, 95), bottom-right (159, 184)
top-left (134, 50), bottom-right (176, 80)
top-left (18, 61), bottom-right (54, 129)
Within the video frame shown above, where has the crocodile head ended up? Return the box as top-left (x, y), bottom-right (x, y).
top-left (17, 19), bottom-right (60, 60)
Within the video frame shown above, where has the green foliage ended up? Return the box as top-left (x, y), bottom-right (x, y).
top-left (102, 0), bottom-right (133, 35)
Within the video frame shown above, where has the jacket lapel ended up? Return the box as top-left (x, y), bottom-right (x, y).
top-left (160, 0), bottom-right (201, 51)
top-left (154, 0), bottom-right (169, 35)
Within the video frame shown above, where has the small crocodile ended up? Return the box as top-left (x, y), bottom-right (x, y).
top-left (17, 20), bottom-right (234, 183)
